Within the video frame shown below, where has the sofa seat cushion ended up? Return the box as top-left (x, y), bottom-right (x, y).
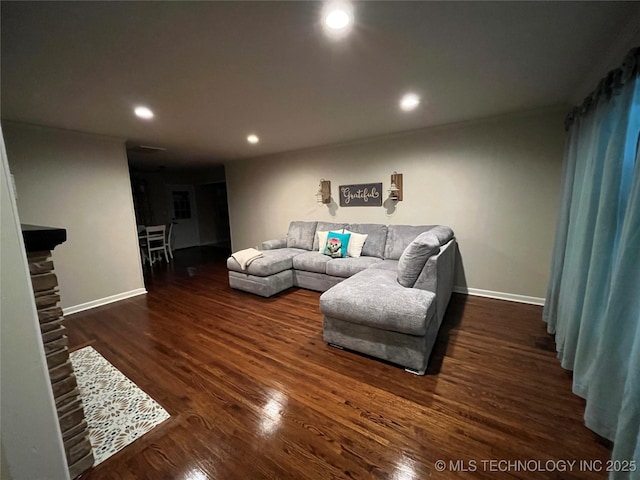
top-left (326, 256), bottom-right (382, 278)
top-left (227, 248), bottom-right (306, 276)
top-left (369, 259), bottom-right (399, 271)
top-left (292, 251), bottom-right (332, 274)
top-left (319, 269), bottom-right (436, 336)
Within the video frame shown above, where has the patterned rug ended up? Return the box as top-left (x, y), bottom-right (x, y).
top-left (69, 346), bottom-right (170, 464)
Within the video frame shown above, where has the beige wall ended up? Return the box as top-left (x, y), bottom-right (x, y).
top-left (1, 127), bottom-right (70, 480)
top-left (226, 107), bottom-right (566, 301)
top-left (3, 122), bottom-right (145, 312)
top-left (1, 444), bottom-right (12, 480)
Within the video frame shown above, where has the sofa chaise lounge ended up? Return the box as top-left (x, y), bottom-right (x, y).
top-left (227, 221), bottom-right (456, 374)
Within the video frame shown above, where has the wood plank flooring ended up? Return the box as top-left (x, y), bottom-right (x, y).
top-left (66, 247), bottom-right (610, 479)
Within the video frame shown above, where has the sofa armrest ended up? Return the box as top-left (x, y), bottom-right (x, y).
top-left (413, 239), bottom-right (456, 326)
top-left (261, 237), bottom-right (287, 250)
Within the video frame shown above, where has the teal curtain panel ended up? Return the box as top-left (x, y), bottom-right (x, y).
top-left (544, 46), bottom-right (640, 479)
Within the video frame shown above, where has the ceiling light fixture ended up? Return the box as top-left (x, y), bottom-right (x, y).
top-left (399, 93), bottom-right (420, 112)
top-left (134, 106), bottom-right (154, 119)
top-left (322, 1), bottom-right (354, 38)
top-left (247, 134), bottom-right (259, 144)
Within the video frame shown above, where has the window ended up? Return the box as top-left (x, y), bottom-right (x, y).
top-left (172, 191), bottom-right (191, 220)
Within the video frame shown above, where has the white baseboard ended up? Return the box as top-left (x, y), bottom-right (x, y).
top-left (453, 286), bottom-right (545, 306)
top-left (61, 285), bottom-right (542, 316)
top-left (63, 288), bottom-right (147, 316)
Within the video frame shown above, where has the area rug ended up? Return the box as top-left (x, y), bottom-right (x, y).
top-left (69, 346), bottom-right (170, 464)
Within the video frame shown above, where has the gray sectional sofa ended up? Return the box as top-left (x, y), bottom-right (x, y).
top-left (227, 221), bottom-right (456, 375)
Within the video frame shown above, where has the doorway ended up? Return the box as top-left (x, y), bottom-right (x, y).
top-left (166, 185), bottom-right (200, 249)
top-left (196, 182), bottom-right (231, 249)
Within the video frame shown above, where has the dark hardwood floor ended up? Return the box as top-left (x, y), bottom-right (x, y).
top-left (67, 247), bottom-right (610, 479)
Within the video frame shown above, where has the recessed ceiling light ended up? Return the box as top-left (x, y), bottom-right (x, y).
top-left (247, 134), bottom-right (259, 144)
top-left (325, 9), bottom-right (350, 30)
top-left (134, 106), bottom-right (154, 119)
top-left (399, 93), bottom-right (420, 112)
top-left (322, 1), bottom-right (353, 37)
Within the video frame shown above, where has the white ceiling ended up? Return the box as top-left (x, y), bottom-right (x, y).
top-left (2, 1), bottom-right (639, 167)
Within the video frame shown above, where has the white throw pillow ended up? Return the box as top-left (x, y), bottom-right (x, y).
top-left (343, 230), bottom-right (368, 258)
top-left (316, 231), bottom-right (329, 252)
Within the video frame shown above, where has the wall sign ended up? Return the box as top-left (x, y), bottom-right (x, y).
top-left (339, 183), bottom-right (383, 207)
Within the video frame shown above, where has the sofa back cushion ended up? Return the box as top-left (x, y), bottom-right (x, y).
top-left (396, 226), bottom-right (454, 288)
top-left (286, 221), bottom-right (317, 250)
top-left (425, 225), bottom-right (454, 245)
top-left (384, 225), bottom-right (435, 260)
top-left (312, 222), bottom-right (348, 251)
top-left (347, 223), bottom-right (388, 258)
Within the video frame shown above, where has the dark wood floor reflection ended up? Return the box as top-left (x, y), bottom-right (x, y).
top-left (67, 247), bottom-right (609, 479)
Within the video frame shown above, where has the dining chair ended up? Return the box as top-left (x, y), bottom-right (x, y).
top-left (165, 222), bottom-right (174, 260)
top-left (139, 242), bottom-right (149, 266)
top-left (138, 226), bottom-right (149, 265)
top-left (145, 225), bottom-right (170, 264)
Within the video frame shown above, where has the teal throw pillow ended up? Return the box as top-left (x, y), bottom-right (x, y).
top-left (323, 231), bottom-right (351, 258)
